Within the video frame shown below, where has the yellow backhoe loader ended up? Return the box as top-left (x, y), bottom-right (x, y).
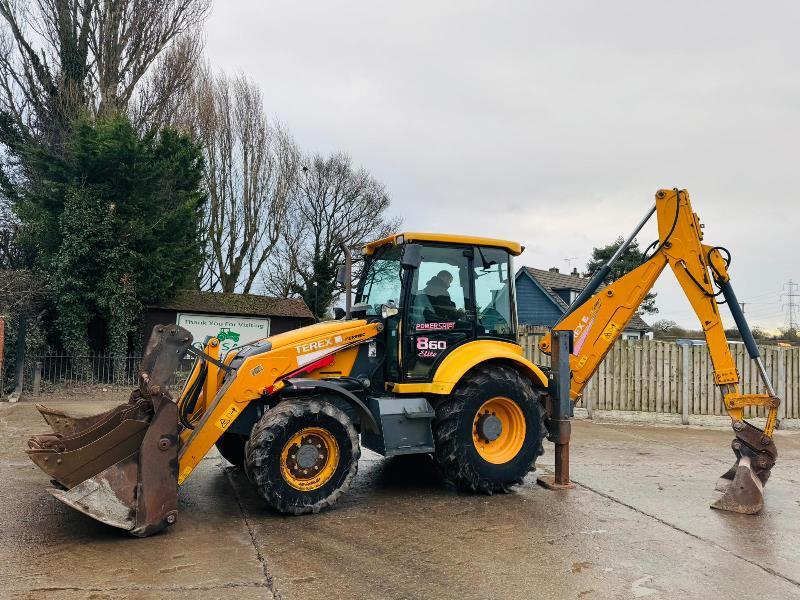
top-left (26, 188), bottom-right (780, 536)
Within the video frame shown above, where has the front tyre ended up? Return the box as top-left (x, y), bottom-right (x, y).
top-left (244, 398), bottom-right (360, 515)
top-left (433, 365), bottom-right (545, 493)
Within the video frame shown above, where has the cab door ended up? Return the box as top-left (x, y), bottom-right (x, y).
top-left (403, 244), bottom-right (475, 381)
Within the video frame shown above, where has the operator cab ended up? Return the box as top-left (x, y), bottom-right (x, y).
top-left (355, 233), bottom-right (522, 383)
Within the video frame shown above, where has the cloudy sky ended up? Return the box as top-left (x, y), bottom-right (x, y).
top-left (204, 1), bottom-right (799, 330)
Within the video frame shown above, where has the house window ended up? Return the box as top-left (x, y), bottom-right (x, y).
top-left (554, 288), bottom-right (580, 305)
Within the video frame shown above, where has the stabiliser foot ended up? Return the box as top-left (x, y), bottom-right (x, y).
top-left (711, 421), bottom-right (776, 515)
top-left (537, 473), bottom-right (576, 490)
top-left (537, 432), bottom-right (575, 490)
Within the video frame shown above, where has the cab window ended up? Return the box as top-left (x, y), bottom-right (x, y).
top-left (473, 247), bottom-right (514, 338)
top-left (408, 246), bottom-right (470, 327)
top-left (357, 245), bottom-right (402, 316)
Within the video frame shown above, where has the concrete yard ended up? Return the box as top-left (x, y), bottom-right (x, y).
top-left (1, 398), bottom-right (799, 600)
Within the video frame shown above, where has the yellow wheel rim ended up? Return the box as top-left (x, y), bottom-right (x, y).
top-left (472, 396), bottom-right (526, 464)
top-left (280, 427), bottom-right (340, 491)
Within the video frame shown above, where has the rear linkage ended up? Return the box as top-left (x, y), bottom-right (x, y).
top-left (26, 325), bottom-right (192, 537)
top-left (543, 189), bottom-right (781, 515)
top-left (711, 256), bottom-right (781, 514)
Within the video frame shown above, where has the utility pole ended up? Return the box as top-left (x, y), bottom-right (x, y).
top-left (781, 280), bottom-right (800, 330)
top-left (739, 302), bottom-right (745, 315)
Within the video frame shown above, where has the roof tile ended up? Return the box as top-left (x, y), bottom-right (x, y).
top-left (151, 290), bottom-right (314, 320)
top-left (521, 267), bottom-right (651, 331)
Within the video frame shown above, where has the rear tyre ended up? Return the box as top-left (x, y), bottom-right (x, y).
top-left (433, 365), bottom-right (546, 493)
top-left (216, 432), bottom-right (247, 468)
top-left (244, 398), bottom-right (360, 515)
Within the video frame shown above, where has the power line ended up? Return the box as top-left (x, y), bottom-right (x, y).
top-left (745, 310), bottom-right (784, 319)
top-left (746, 303), bottom-right (786, 316)
top-left (739, 289), bottom-right (782, 302)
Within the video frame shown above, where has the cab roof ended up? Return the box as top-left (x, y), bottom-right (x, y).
top-left (363, 232), bottom-right (523, 256)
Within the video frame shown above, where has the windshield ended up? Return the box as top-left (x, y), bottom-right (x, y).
top-left (356, 245), bottom-right (403, 316)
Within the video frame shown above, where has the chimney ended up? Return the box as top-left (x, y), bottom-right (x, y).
top-left (571, 267), bottom-right (579, 277)
top-left (548, 267), bottom-right (559, 273)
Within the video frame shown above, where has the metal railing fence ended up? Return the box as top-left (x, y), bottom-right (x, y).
top-left (19, 353), bottom-right (196, 393)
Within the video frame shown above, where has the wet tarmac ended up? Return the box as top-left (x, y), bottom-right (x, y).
top-left (1, 399), bottom-right (798, 599)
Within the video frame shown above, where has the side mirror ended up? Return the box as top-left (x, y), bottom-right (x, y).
top-left (380, 304), bottom-right (399, 319)
top-left (401, 243), bottom-right (422, 269)
top-left (333, 307), bottom-right (346, 320)
top-left (336, 264), bottom-right (347, 287)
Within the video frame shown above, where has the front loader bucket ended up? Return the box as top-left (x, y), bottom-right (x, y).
top-left (47, 393), bottom-right (180, 536)
top-left (25, 324), bottom-right (192, 537)
top-left (27, 396), bottom-right (153, 488)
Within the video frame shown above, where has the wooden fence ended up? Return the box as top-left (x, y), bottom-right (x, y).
top-left (518, 328), bottom-right (800, 421)
top-left (14, 332), bottom-right (800, 422)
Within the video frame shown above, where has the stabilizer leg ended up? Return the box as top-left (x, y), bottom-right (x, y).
top-left (538, 329), bottom-right (576, 490)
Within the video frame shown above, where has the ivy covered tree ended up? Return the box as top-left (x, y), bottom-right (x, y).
top-left (23, 114), bottom-right (205, 355)
top-left (585, 237), bottom-right (658, 315)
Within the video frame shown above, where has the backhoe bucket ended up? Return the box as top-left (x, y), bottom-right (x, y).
top-left (710, 422), bottom-right (776, 515)
top-left (25, 324), bottom-right (192, 536)
top-left (711, 456), bottom-right (765, 514)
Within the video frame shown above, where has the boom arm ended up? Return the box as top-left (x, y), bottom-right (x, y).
top-left (540, 188), bottom-right (779, 513)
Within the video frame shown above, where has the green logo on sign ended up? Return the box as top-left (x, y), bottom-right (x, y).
top-left (217, 327), bottom-right (241, 343)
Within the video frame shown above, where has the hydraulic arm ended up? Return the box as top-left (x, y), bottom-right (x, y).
top-left (540, 188), bottom-right (779, 514)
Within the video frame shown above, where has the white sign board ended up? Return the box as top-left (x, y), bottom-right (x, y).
top-left (177, 313), bottom-right (271, 354)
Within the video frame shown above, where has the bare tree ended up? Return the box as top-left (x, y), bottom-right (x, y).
top-left (0, 268), bottom-right (45, 315)
top-left (128, 33), bottom-right (203, 132)
top-left (264, 152), bottom-right (400, 317)
top-left (192, 68), bottom-right (299, 293)
top-left (0, 0), bottom-right (209, 146)
top-left (262, 214), bottom-right (304, 298)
